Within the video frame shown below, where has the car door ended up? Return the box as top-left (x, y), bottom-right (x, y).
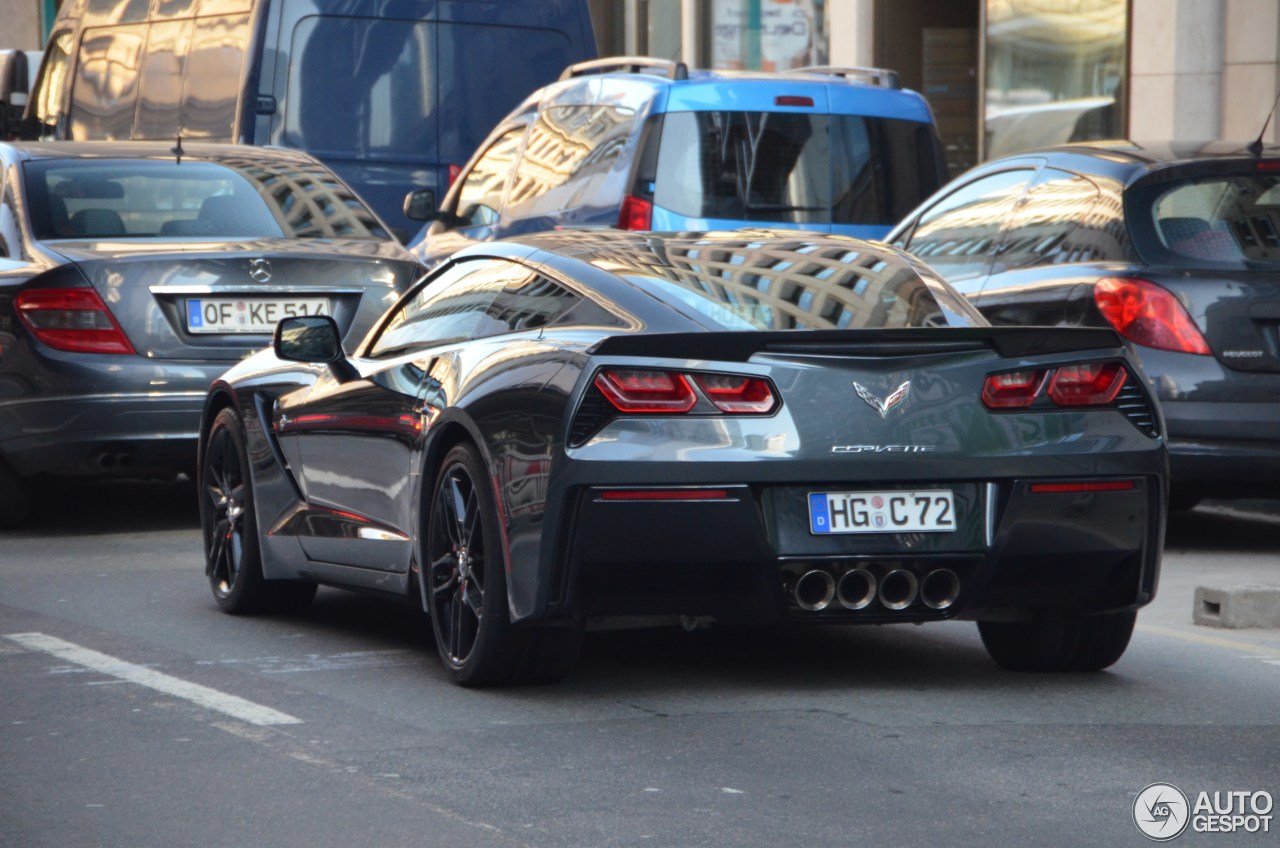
top-left (974, 166), bottom-right (1116, 326)
top-left (277, 257), bottom-right (553, 570)
top-left (415, 125), bottom-right (528, 267)
top-left (897, 167), bottom-right (1038, 299)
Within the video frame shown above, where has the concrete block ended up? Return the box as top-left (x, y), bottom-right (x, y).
top-left (1194, 585), bottom-right (1280, 629)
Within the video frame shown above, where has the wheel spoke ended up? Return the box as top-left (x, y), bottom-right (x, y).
top-left (449, 590), bottom-right (466, 660)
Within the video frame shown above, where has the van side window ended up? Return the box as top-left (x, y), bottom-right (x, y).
top-left (31, 31), bottom-right (73, 138)
top-left (182, 13), bottom-right (250, 139)
top-left (450, 127), bottom-right (526, 229)
top-left (284, 17), bottom-right (435, 159)
top-left (505, 104), bottom-right (636, 221)
top-left (70, 25), bottom-right (147, 140)
top-left (135, 20), bottom-right (192, 139)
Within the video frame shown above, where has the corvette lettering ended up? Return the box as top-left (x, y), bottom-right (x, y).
top-left (831, 445), bottom-right (938, 453)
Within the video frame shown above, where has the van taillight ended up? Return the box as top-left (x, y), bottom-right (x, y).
top-left (1093, 278), bottom-right (1211, 355)
top-left (617, 195), bottom-right (652, 230)
top-left (15, 288), bottom-right (135, 354)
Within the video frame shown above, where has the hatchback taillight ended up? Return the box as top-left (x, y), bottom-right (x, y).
top-left (617, 195), bottom-right (652, 231)
top-left (15, 288), bottom-right (135, 354)
top-left (593, 368), bottom-right (777, 415)
top-left (982, 361), bottom-right (1128, 410)
top-left (1093, 277), bottom-right (1211, 355)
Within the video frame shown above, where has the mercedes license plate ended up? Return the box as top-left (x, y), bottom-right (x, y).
top-left (809, 490), bottom-right (956, 534)
top-left (186, 298), bottom-right (329, 334)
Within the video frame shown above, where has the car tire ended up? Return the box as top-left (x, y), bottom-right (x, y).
top-left (200, 408), bottom-right (316, 614)
top-left (977, 609), bottom-right (1136, 672)
top-left (0, 456), bottom-right (33, 528)
top-left (426, 443), bottom-right (581, 687)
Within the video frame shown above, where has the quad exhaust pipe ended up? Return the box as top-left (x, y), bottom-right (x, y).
top-left (920, 569), bottom-right (961, 610)
top-left (790, 566), bottom-right (961, 613)
top-left (794, 569), bottom-right (836, 611)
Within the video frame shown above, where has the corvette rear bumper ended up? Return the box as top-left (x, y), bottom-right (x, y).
top-left (545, 475), bottom-right (1164, 625)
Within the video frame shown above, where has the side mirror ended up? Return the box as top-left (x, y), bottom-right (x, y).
top-left (274, 315), bottom-right (343, 364)
top-left (403, 189), bottom-right (437, 222)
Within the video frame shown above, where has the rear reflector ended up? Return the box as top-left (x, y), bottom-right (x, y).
top-left (775, 95), bottom-right (814, 107)
top-left (1094, 277), bottom-right (1211, 355)
top-left (600, 489), bottom-right (730, 501)
top-left (617, 194), bottom-right (653, 230)
top-left (693, 374), bottom-right (777, 413)
top-left (15, 287), bottom-right (135, 354)
top-left (594, 369), bottom-right (696, 413)
top-left (1046, 361), bottom-right (1126, 406)
top-left (981, 369), bottom-right (1046, 409)
top-left (1256, 160), bottom-right (1280, 172)
top-left (1030, 480), bottom-right (1137, 494)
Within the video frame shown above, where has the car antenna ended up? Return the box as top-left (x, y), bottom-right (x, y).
top-left (171, 135), bottom-right (184, 165)
top-left (1246, 91), bottom-right (1280, 157)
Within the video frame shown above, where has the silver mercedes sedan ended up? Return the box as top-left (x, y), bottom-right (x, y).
top-left (0, 141), bottom-right (424, 525)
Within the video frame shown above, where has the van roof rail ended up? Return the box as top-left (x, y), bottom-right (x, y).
top-left (560, 56), bottom-right (689, 82)
top-left (787, 65), bottom-right (901, 90)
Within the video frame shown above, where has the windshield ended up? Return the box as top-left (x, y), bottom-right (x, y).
top-left (653, 111), bottom-right (946, 225)
top-left (24, 159), bottom-right (390, 241)
top-left (1136, 173), bottom-right (1280, 269)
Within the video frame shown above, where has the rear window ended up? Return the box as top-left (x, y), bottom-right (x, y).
top-left (24, 159), bottom-right (390, 241)
top-left (652, 112), bottom-right (946, 225)
top-left (1137, 173), bottom-right (1280, 269)
top-left (613, 236), bottom-right (982, 330)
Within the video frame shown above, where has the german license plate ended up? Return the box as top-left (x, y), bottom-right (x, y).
top-left (186, 298), bottom-right (329, 334)
top-left (809, 490), bottom-right (956, 534)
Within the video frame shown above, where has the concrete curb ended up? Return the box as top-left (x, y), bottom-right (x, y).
top-left (1194, 585), bottom-right (1280, 629)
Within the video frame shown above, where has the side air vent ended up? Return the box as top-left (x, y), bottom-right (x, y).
top-left (1114, 380), bottom-right (1160, 437)
top-left (568, 385), bottom-right (614, 447)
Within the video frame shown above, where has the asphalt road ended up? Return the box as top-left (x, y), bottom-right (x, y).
top-left (2, 479), bottom-right (1279, 847)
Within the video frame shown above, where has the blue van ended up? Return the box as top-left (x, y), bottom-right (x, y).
top-left (21, 0), bottom-right (596, 238)
top-left (408, 58), bottom-right (948, 266)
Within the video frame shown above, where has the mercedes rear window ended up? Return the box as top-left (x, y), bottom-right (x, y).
top-left (1135, 172), bottom-right (1280, 269)
top-left (24, 159), bottom-right (390, 241)
top-left (652, 112), bottom-right (946, 225)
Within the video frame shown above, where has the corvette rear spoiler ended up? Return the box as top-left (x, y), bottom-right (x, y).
top-left (587, 327), bottom-right (1124, 362)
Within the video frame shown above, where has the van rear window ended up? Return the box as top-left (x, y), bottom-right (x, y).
top-left (653, 111), bottom-right (946, 226)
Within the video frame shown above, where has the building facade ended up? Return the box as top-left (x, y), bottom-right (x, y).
top-left (589, 0), bottom-right (1280, 175)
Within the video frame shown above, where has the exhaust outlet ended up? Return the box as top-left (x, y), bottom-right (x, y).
top-left (794, 569), bottom-right (836, 612)
top-left (920, 569), bottom-right (961, 610)
top-left (878, 569), bottom-right (919, 611)
top-left (836, 568), bottom-right (877, 610)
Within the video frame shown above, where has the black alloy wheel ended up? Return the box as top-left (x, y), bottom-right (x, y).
top-left (200, 407), bottom-right (314, 614)
top-left (426, 443), bottom-right (581, 687)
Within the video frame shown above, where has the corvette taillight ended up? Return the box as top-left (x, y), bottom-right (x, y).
top-left (693, 374), bottom-right (776, 413)
top-left (593, 369), bottom-right (777, 415)
top-left (617, 195), bottom-right (652, 231)
top-left (1047, 361), bottom-right (1127, 406)
top-left (1093, 277), bottom-right (1211, 355)
top-left (15, 288), bottom-right (135, 354)
top-left (594, 369), bottom-right (696, 413)
top-left (982, 361), bottom-right (1129, 410)
top-left (980, 369), bottom-right (1046, 409)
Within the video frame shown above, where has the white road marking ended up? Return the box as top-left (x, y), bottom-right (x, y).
top-left (5, 632), bottom-right (302, 726)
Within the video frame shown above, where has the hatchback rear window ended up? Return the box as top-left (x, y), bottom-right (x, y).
top-left (652, 111), bottom-right (946, 225)
top-left (24, 159), bottom-right (390, 241)
top-left (1138, 173), bottom-right (1280, 268)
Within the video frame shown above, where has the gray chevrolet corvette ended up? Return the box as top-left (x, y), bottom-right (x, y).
top-left (0, 142), bottom-right (422, 525)
top-left (198, 230), bottom-right (1168, 687)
